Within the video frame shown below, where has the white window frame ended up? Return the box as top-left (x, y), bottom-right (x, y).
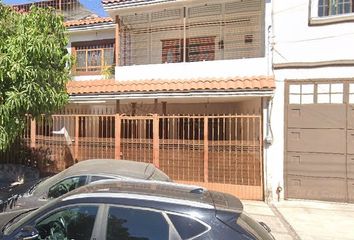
top-left (310, 0), bottom-right (354, 25)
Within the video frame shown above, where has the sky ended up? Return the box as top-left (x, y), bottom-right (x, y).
top-left (3, 0), bottom-right (108, 17)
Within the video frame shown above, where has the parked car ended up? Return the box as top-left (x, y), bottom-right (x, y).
top-left (0, 159), bottom-right (170, 212)
top-left (0, 180), bottom-right (274, 240)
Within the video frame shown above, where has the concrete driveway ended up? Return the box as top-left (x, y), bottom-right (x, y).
top-left (243, 200), bottom-right (354, 240)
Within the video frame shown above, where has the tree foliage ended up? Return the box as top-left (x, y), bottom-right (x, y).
top-left (0, 4), bottom-right (71, 150)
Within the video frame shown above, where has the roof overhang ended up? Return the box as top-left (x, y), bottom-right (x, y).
top-left (69, 90), bottom-right (274, 102)
top-left (67, 23), bottom-right (116, 32)
top-left (65, 17), bottom-right (115, 32)
top-left (67, 76), bottom-right (275, 102)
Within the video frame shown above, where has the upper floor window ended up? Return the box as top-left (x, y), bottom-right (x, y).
top-left (72, 39), bottom-right (115, 75)
top-left (161, 36), bottom-right (216, 63)
top-left (318, 0), bottom-right (354, 17)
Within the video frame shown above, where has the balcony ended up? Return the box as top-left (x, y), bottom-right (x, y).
top-left (114, 0), bottom-right (266, 81)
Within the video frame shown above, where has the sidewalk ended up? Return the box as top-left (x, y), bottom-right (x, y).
top-left (243, 200), bottom-right (354, 240)
top-left (243, 200), bottom-right (294, 240)
top-left (274, 200), bottom-right (354, 240)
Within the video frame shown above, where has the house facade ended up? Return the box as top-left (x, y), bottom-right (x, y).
top-left (4, 0), bottom-right (354, 203)
top-left (272, 0), bottom-right (354, 202)
top-left (4, 0), bottom-right (306, 202)
top-left (58, 0), bottom-right (275, 201)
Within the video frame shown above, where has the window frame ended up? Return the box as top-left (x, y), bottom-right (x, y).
top-left (161, 36), bottom-right (216, 64)
top-left (47, 175), bottom-right (88, 199)
top-left (72, 39), bottom-right (115, 76)
top-left (6, 203), bottom-right (103, 239)
top-left (309, 0), bottom-right (354, 25)
top-left (165, 211), bottom-right (211, 239)
top-left (34, 204), bottom-right (100, 240)
top-left (101, 204), bottom-right (182, 240)
top-left (87, 175), bottom-right (116, 183)
top-left (318, 0), bottom-right (353, 17)
top-left (287, 80), bottom-right (350, 105)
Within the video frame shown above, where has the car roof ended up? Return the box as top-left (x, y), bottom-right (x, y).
top-left (33, 159), bottom-right (170, 195)
top-left (63, 159), bottom-right (167, 178)
top-left (62, 180), bottom-right (215, 209)
top-left (61, 179), bottom-right (243, 212)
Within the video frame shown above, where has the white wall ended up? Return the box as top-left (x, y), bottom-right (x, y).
top-left (273, 0), bottom-right (354, 64)
top-left (268, 0), bottom-right (354, 201)
top-left (116, 58), bottom-right (269, 81)
top-left (69, 28), bottom-right (115, 46)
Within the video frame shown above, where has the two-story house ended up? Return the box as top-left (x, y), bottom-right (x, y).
top-left (272, 0), bottom-right (354, 203)
top-left (64, 0), bottom-right (275, 201)
top-left (5, 0), bottom-right (276, 201)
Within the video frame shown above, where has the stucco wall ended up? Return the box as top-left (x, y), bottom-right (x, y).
top-left (273, 0), bottom-right (354, 64)
top-left (269, 0), bottom-right (354, 201)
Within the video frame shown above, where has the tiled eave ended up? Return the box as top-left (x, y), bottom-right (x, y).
top-left (64, 17), bottom-right (114, 29)
top-left (67, 76), bottom-right (275, 96)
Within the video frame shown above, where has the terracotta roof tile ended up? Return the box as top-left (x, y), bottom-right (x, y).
top-left (67, 76), bottom-right (275, 95)
top-left (65, 17), bottom-right (113, 27)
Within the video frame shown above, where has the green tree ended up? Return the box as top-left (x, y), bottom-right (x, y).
top-left (0, 4), bottom-right (71, 150)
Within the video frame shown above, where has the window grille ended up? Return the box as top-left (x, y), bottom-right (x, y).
top-left (318, 0), bottom-right (354, 17)
top-left (73, 41), bottom-right (115, 75)
top-left (161, 36), bottom-right (216, 63)
top-left (119, 0), bottom-right (264, 66)
top-left (11, 0), bottom-right (92, 21)
top-left (289, 84), bottom-right (315, 104)
top-left (317, 83), bottom-right (343, 104)
top-left (289, 83), bottom-right (344, 104)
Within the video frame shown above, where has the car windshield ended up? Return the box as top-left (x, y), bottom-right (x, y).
top-left (28, 177), bottom-right (51, 195)
top-left (3, 189), bottom-right (64, 236)
top-left (2, 208), bottom-right (36, 235)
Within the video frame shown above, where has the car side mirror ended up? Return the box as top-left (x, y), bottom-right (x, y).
top-left (17, 226), bottom-right (39, 240)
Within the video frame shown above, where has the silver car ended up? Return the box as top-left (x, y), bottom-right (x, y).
top-left (2, 159), bottom-right (170, 212)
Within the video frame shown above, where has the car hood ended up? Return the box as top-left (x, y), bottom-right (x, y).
top-left (7, 194), bottom-right (45, 212)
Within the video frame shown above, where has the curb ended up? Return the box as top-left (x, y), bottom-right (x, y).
top-left (269, 204), bottom-right (302, 240)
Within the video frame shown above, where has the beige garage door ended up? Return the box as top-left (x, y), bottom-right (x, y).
top-left (285, 80), bottom-right (354, 202)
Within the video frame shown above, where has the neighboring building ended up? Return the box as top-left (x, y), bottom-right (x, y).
top-left (272, 0), bottom-right (354, 203)
top-left (12, 0), bottom-right (95, 21)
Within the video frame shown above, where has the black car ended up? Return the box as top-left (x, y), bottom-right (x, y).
top-left (1, 159), bottom-right (170, 212)
top-left (0, 180), bottom-right (274, 240)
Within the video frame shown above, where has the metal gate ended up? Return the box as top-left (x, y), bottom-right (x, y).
top-left (1, 114), bottom-right (264, 200)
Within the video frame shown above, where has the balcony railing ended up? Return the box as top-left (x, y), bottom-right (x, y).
top-left (118, 0), bottom-right (264, 66)
top-left (11, 0), bottom-right (93, 21)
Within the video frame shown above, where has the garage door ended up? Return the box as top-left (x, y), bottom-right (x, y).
top-left (285, 80), bottom-right (354, 202)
